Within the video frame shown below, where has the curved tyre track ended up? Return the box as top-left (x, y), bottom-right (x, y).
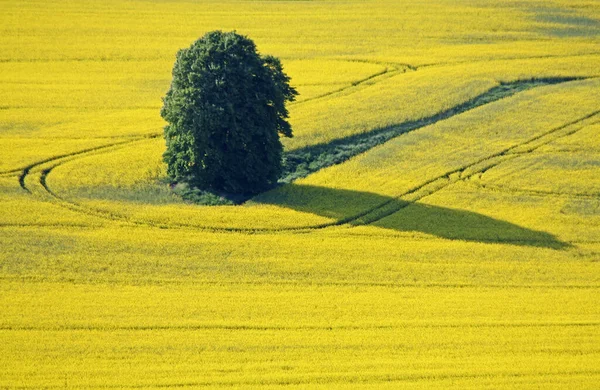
top-left (23, 80), bottom-right (597, 234)
top-left (11, 73), bottom-right (600, 233)
top-left (15, 136), bottom-right (161, 228)
top-left (472, 183), bottom-right (600, 199)
top-left (290, 61), bottom-right (413, 105)
top-left (5, 134), bottom-right (160, 192)
top-left (346, 111), bottom-right (600, 228)
top-left (0, 59), bottom-right (397, 179)
top-left (4, 59), bottom-right (399, 179)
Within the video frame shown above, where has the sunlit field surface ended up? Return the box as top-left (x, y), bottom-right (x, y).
top-left (1, 0), bottom-right (599, 388)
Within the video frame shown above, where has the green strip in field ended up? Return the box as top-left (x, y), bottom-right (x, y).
top-left (279, 77), bottom-right (582, 184)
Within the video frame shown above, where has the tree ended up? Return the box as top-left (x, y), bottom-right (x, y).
top-left (161, 31), bottom-right (297, 195)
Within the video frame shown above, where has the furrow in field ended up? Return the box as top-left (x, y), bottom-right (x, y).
top-left (289, 63), bottom-right (404, 105)
top-left (11, 137), bottom-right (163, 228)
top-left (5, 370), bottom-right (598, 389)
top-left (416, 51), bottom-right (600, 70)
top-left (38, 169), bottom-right (142, 225)
top-left (288, 58), bottom-right (419, 106)
top-left (1, 274), bottom-right (596, 289)
top-left (0, 223), bottom-right (96, 229)
top-left (1, 321), bottom-right (598, 332)
top-left (469, 124), bottom-right (600, 198)
top-left (473, 182), bottom-right (600, 199)
top-left (0, 137), bottom-right (152, 176)
top-left (13, 134), bottom-right (160, 193)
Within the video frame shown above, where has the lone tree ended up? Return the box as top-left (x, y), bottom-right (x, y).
top-left (161, 31), bottom-right (297, 194)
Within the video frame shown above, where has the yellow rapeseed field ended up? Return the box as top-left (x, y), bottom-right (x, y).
top-left (1, 0), bottom-right (599, 388)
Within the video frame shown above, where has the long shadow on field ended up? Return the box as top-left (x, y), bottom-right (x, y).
top-left (254, 184), bottom-right (570, 249)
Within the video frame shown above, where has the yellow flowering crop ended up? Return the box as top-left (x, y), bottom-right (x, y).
top-left (1, 0), bottom-right (599, 388)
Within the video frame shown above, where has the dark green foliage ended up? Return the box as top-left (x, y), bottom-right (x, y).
top-left (161, 31), bottom-right (297, 194)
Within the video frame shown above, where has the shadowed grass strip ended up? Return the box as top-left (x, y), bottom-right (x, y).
top-left (279, 77), bottom-right (581, 183)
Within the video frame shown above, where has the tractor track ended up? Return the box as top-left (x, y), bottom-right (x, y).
top-left (2, 369), bottom-right (599, 389)
top-left (290, 61), bottom-right (412, 105)
top-left (2, 321), bottom-right (598, 332)
top-left (0, 273), bottom-right (597, 289)
top-left (8, 59), bottom-right (415, 233)
top-left (2, 134), bottom-right (160, 189)
top-left (346, 111), bottom-right (600, 228)
top-left (0, 58), bottom-right (397, 179)
top-left (471, 175), bottom-right (600, 200)
top-left (11, 75), bottom-right (599, 236)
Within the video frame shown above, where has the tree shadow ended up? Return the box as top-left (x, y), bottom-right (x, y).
top-left (254, 184), bottom-right (571, 249)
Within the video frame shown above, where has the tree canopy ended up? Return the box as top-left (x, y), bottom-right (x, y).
top-left (161, 31), bottom-right (297, 195)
